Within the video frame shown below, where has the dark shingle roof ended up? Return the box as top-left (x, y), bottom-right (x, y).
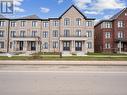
top-left (17, 15), bottom-right (41, 20)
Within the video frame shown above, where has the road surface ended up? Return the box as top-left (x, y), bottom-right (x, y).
top-left (0, 71), bottom-right (127, 95)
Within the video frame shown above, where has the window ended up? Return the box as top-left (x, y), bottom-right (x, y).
top-left (64, 30), bottom-right (70, 37)
top-left (105, 32), bottom-right (111, 39)
top-left (53, 41), bottom-right (58, 48)
top-left (87, 42), bottom-right (92, 49)
top-left (118, 31), bottom-right (123, 38)
top-left (11, 21), bottom-right (16, 27)
top-left (64, 18), bottom-right (70, 26)
top-left (53, 21), bottom-right (59, 26)
top-left (43, 31), bottom-right (48, 38)
top-left (105, 43), bottom-right (110, 49)
top-left (101, 22), bottom-right (112, 28)
top-left (43, 42), bottom-right (48, 49)
top-left (0, 30), bottom-right (4, 37)
top-left (75, 41), bottom-right (82, 51)
top-left (21, 21), bottom-right (25, 27)
top-left (43, 21), bottom-right (49, 27)
top-left (76, 18), bottom-right (81, 26)
top-left (86, 21), bottom-right (93, 27)
top-left (20, 31), bottom-right (25, 37)
top-left (11, 31), bottom-right (16, 37)
top-left (32, 21), bottom-right (37, 27)
top-left (86, 31), bottom-right (92, 37)
top-left (31, 31), bottom-right (37, 37)
top-left (0, 21), bottom-right (5, 27)
top-left (0, 42), bottom-right (4, 48)
top-left (53, 30), bottom-right (58, 37)
top-left (75, 30), bottom-right (81, 37)
top-left (118, 21), bottom-right (124, 28)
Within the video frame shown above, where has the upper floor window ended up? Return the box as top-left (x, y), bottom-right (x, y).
top-left (53, 30), bottom-right (58, 37)
top-left (102, 22), bottom-right (112, 28)
top-left (105, 43), bottom-right (110, 49)
top-left (43, 21), bottom-right (49, 27)
top-left (11, 31), bottom-right (16, 37)
top-left (86, 30), bottom-right (92, 37)
top-left (31, 31), bottom-right (37, 37)
top-left (0, 21), bottom-right (5, 27)
top-left (118, 21), bottom-right (124, 28)
top-left (105, 32), bottom-right (111, 39)
top-left (20, 31), bottom-right (25, 37)
top-left (75, 30), bottom-right (81, 37)
top-left (86, 21), bottom-right (93, 27)
top-left (53, 41), bottom-right (58, 48)
top-left (76, 18), bottom-right (81, 26)
top-left (32, 21), bottom-right (37, 27)
top-left (64, 29), bottom-right (70, 37)
top-left (118, 31), bottom-right (123, 38)
top-left (0, 42), bottom-right (4, 48)
top-left (21, 21), bottom-right (26, 27)
top-left (64, 18), bottom-right (70, 26)
top-left (43, 31), bottom-right (48, 38)
top-left (11, 21), bottom-right (16, 27)
top-left (0, 30), bottom-right (4, 37)
top-left (53, 21), bottom-right (59, 26)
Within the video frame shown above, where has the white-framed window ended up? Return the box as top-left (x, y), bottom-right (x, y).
top-left (64, 18), bottom-right (70, 26)
top-left (11, 31), bottom-right (16, 37)
top-left (101, 22), bottom-right (112, 28)
top-left (85, 21), bottom-right (93, 27)
top-left (76, 18), bottom-right (81, 26)
top-left (32, 21), bottom-right (37, 27)
top-left (118, 21), bottom-right (124, 28)
top-left (105, 32), bottom-right (111, 39)
top-left (43, 21), bottom-right (49, 27)
top-left (87, 42), bottom-right (92, 49)
top-left (0, 42), bottom-right (4, 48)
top-left (20, 31), bottom-right (25, 37)
top-left (43, 31), bottom-right (48, 38)
top-left (86, 30), bottom-right (92, 37)
top-left (64, 29), bottom-right (70, 37)
top-left (53, 30), bottom-right (58, 37)
top-left (118, 31), bottom-right (123, 38)
top-left (43, 42), bottom-right (48, 49)
top-left (0, 30), bottom-right (4, 37)
top-left (0, 21), bottom-right (5, 27)
top-left (31, 31), bottom-right (37, 37)
top-left (21, 21), bottom-right (26, 27)
top-left (105, 43), bottom-right (110, 49)
top-left (53, 21), bottom-right (59, 26)
top-left (11, 21), bottom-right (16, 27)
top-left (75, 30), bottom-right (81, 37)
top-left (53, 41), bottom-right (58, 48)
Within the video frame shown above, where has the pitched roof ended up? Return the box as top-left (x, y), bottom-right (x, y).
top-left (59, 5), bottom-right (95, 20)
top-left (110, 8), bottom-right (127, 20)
top-left (17, 15), bottom-right (41, 20)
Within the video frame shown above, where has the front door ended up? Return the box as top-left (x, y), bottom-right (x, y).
top-left (19, 41), bottom-right (24, 50)
top-left (31, 41), bottom-right (36, 51)
top-left (75, 41), bottom-right (82, 51)
top-left (63, 41), bottom-right (70, 51)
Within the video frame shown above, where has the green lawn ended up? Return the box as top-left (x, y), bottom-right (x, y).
top-left (0, 54), bottom-right (127, 61)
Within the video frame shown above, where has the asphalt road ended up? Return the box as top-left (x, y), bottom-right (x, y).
top-left (0, 72), bottom-right (127, 95)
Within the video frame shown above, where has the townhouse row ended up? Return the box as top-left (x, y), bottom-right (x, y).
top-left (0, 5), bottom-right (127, 55)
top-left (0, 5), bottom-right (94, 55)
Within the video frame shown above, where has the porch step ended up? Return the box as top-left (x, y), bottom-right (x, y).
top-left (76, 52), bottom-right (87, 56)
top-left (62, 52), bottom-right (72, 56)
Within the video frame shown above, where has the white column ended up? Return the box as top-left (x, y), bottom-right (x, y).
top-left (23, 41), bottom-right (27, 51)
top-left (60, 41), bottom-right (63, 52)
top-left (119, 41), bottom-right (122, 53)
top-left (84, 41), bottom-right (87, 54)
top-left (71, 40), bottom-right (75, 53)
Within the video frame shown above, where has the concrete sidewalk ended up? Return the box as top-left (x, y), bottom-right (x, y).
top-left (0, 61), bottom-right (127, 66)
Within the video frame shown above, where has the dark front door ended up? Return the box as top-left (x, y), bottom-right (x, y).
top-left (75, 41), bottom-right (82, 51)
top-left (19, 41), bottom-right (24, 50)
top-left (31, 41), bottom-right (36, 51)
top-left (63, 41), bottom-right (70, 51)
